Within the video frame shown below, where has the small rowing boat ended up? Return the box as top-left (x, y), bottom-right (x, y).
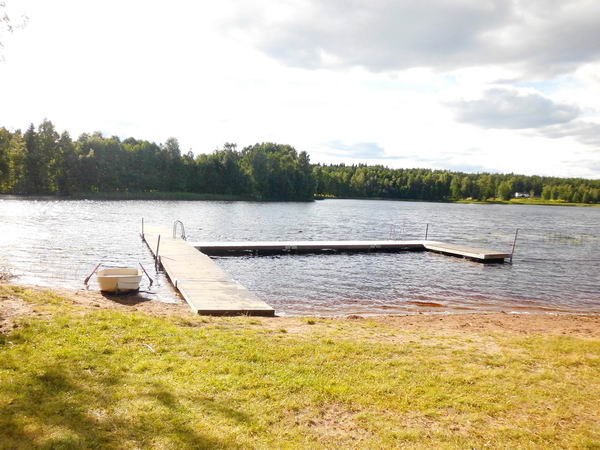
top-left (96, 268), bottom-right (143, 293)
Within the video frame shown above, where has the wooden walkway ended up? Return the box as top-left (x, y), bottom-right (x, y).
top-left (193, 240), bottom-right (511, 263)
top-left (142, 224), bottom-right (511, 315)
top-left (143, 227), bottom-right (275, 316)
top-left (423, 241), bottom-right (511, 262)
top-left (193, 240), bottom-right (425, 254)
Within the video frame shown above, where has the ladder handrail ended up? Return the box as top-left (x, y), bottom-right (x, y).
top-left (173, 220), bottom-right (187, 240)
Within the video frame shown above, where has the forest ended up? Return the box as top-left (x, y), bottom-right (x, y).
top-left (0, 120), bottom-right (314, 201)
top-left (314, 165), bottom-right (600, 203)
top-left (1, 120), bottom-right (599, 203)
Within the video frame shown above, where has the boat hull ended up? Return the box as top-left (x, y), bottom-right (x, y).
top-left (96, 268), bottom-right (142, 292)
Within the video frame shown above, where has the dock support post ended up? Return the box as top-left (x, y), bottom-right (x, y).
top-left (141, 218), bottom-right (144, 238)
top-left (510, 228), bottom-right (519, 263)
top-left (155, 235), bottom-right (161, 270)
top-left (425, 223), bottom-right (429, 240)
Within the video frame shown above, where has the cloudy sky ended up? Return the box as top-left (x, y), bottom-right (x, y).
top-left (1, 0), bottom-right (600, 178)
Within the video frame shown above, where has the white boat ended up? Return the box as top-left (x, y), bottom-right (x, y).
top-left (96, 268), bottom-right (142, 293)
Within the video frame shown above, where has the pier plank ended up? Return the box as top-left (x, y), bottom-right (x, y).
top-left (192, 240), bottom-right (510, 262)
top-left (143, 227), bottom-right (275, 316)
top-left (423, 241), bottom-right (510, 261)
top-left (193, 240), bottom-right (426, 254)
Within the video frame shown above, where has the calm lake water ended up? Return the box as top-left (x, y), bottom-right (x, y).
top-left (1, 198), bottom-right (599, 315)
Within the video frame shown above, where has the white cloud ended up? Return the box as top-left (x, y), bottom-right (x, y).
top-left (0, 0), bottom-right (599, 179)
top-left (449, 88), bottom-right (580, 129)
top-left (226, 0), bottom-right (600, 77)
top-left (537, 121), bottom-right (600, 147)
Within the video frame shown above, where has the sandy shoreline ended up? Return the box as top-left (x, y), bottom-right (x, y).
top-left (2, 284), bottom-right (599, 339)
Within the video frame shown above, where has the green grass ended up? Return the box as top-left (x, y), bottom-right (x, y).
top-left (455, 198), bottom-right (600, 207)
top-left (1, 286), bottom-right (599, 449)
top-left (315, 196), bottom-right (600, 207)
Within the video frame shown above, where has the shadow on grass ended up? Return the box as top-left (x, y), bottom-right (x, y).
top-left (100, 291), bottom-right (155, 306)
top-left (141, 381), bottom-right (252, 425)
top-left (0, 363), bottom-right (246, 449)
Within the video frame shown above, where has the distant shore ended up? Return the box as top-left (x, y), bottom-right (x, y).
top-left (316, 195), bottom-right (600, 207)
top-left (2, 192), bottom-right (599, 206)
top-left (0, 192), bottom-right (320, 202)
top-left (0, 192), bottom-right (254, 201)
top-left (454, 198), bottom-right (600, 207)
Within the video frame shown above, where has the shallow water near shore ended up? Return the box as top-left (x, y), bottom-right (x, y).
top-left (1, 198), bottom-right (599, 315)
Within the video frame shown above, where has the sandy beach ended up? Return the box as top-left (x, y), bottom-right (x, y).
top-left (3, 284), bottom-right (599, 339)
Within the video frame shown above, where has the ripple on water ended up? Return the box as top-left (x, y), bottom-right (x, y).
top-left (1, 198), bottom-right (599, 314)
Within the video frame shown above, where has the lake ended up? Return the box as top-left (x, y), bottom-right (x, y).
top-left (1, 198), bottom-right (598, 315)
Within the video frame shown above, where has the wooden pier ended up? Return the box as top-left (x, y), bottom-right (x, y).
top-left (423, 242), bottom-right (511, 262)
top-left (193, 240), bottom-right (511, 263)
top-left (193, 240), bottom-right (425, 255)
top-left (142, 223), bottom-right (510, 316)
top-left (142, 227), bottom-right (275, 316)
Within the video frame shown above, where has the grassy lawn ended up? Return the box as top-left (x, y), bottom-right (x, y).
top-left (1, 285), bottom-right (599, 449)
top-left (455, 198), bottom-right (600, 207)
top-left (314, 196), bottom-right (600, 207)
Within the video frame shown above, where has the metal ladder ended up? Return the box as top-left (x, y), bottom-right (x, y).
top-left (173, 220), bottom-right (187, 240)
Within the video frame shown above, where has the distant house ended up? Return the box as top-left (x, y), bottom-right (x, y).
top-left (514, 192), bottom-right (530, 198)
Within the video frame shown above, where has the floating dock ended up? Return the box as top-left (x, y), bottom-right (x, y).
top-left (143, 227), bottom-right (275, 316)
top-left (143, 223), bottom-right (511, 316)
top-left (422, 242), bottom-right (511, 262)
top-left (193, 240), bottom-right (511, 263)
top-left (193, 240), bottom-right (425, 254)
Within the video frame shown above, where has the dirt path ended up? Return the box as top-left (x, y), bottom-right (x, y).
top-left (371, 312), bottom-right (600, 338)
top-left (0, 293), bottom-right (35, 333)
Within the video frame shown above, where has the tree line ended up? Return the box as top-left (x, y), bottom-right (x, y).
top-left (314, 165), bottom-right (600, 203)
top-left (0, 120), bottom-right (314, 201)
top-left (1, 120), bottom-right (599, 203)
